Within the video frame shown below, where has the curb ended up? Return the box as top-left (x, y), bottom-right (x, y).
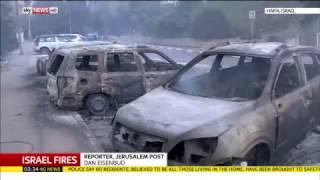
top-left (71, 112), bottom-right (104, 152)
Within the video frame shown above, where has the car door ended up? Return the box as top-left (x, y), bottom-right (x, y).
top-left (70, 52), bottom-right (103, 97)
top-left (102, 51), bottom-right (145, 103)
top-left (47, 53), bottom-right (67, 100)
top-left (137, 50), bottom-right (180, 92)
top-left (272, 54), bottom-right (309, 151)
top-left (297, 52), bottom-right (320, 130)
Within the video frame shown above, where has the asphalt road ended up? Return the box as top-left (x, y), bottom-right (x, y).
top-left (0, 42), bottom-right (100, 152)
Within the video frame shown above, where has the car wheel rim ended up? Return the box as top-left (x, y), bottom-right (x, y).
top-left (91, 96), bottom-right (109, 113)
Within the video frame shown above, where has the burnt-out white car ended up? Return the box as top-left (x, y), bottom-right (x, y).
top-left (112, 42), bottom-right (320, 165)
top-left (46, 44), bottom-right (182, 115)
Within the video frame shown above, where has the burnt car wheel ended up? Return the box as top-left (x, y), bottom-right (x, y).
top-left (85, 94), bottom-right (113, 116)
top-left (36, 60), bottom-right (46, 76)
top-left (36, 60), bottom-right (42, 75)
top-left (43, 60), bottom-right (47, 75)
top-left (240, 145), bottom-right (270, 166)
top-left (40, 47), bottom-right (50, 55)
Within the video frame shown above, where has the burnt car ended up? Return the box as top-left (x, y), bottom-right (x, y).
top-left (112, 42), bottom-right (320, 165)
top-left (46, 44), bottom-right (182, 115)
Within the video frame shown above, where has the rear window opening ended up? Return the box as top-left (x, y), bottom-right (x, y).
top-left (48, 54), bottom-right (65, 75)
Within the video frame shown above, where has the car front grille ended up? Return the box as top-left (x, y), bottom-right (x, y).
top-left (114, 123), bottom-right (166, 152)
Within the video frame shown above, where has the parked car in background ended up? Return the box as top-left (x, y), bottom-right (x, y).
top-left (112, 42), bottom-right (320, 165)
top-left (33, 34), bottom-right (84, 54)
top-left (46, 44), bottom-right (183, 115)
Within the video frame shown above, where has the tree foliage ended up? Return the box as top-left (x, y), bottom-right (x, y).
top-left (1, 2), bottom-right (18, 56)
top-left (30, 1), bottom-right (90, 35)
top-left (191, 8), bottom-right (232, 39)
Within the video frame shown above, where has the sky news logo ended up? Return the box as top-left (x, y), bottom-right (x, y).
top-left (22, 7), bottom-right (58, 15)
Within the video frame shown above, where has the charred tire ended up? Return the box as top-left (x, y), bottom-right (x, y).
top-left (40, 47), bottom-right (50, 55)
top-left (240, 145), bottom-right (270, 165)
top-left (36, 60), bottom-right (46, 76)
top-left (85, 94), bottom-right (114, 116)
top-left (43, 61), bottom-right (47, 75)
top-left (36, 60), bottom-right (41, 75)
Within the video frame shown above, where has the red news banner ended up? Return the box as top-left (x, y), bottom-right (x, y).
top-left (0, 153), bottom-right (80, 167)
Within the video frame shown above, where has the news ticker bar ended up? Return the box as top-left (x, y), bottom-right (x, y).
top-left (0, 166), bottom-right (319, 172)
top-left (22, 7), bottom-right (58, 15)
top-left (265, 8), bottom-right (320, 14)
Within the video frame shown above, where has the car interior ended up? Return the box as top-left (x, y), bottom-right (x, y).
top-left (171, 54), bottom-right (272, 100)
top-left (75, 55), bottom-right (98, 71)
top-left (301, 55), bottom-right (320, 81)
top-left (210, 55), bottom-right (271, 99)
top-left (107, 53), bottom-right (138, 72)
top-left (274, 61), bottom-right (301, 98)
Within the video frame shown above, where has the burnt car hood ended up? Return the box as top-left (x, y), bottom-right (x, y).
top-left (116, 87), bottom-right (255, 139)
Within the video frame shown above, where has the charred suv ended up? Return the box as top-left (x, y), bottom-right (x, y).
top-left (112, 42), bottom-right (320, 165)
top-left (46, 44), bottom-right (182, 115)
